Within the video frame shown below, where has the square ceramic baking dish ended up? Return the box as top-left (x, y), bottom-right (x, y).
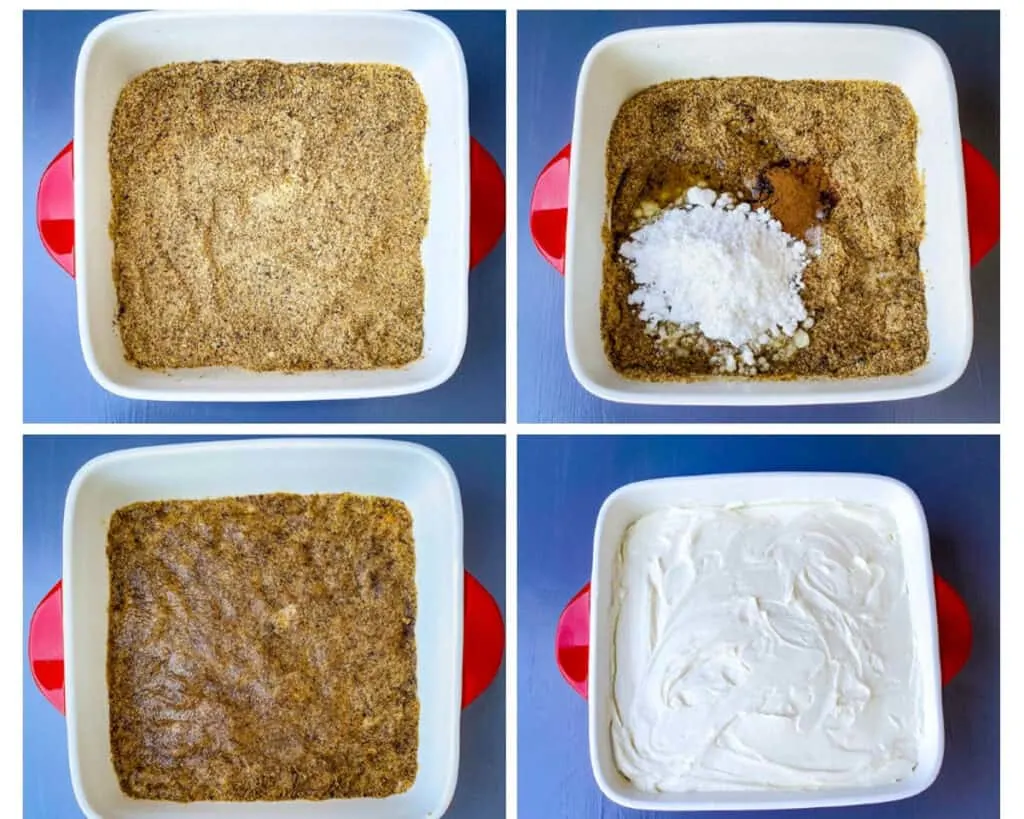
top-left (58, 438), bottom-right (464, 819)
top-left (70, 10), bottom-right (469, 401)
top-left (587, 472), bottom-right (945, 810)
top-left (564, 23), bottom-right (972, 405)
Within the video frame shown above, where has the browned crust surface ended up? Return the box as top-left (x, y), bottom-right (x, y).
top-left (107, 492), bottom-right (418, 801)
top-left (109, 60), bottom-right (428, 371)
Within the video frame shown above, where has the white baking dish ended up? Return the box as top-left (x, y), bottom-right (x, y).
top-left (61, 438), bottom-right (463, 819)
top-left (565, 23), bottom-right (972, 405)
top-left (588, 472), bottom-right (944, 810)
top-left (73, 11), bottom-right (469, 401)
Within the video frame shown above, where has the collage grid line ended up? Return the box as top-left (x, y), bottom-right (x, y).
top-left (17, 5), bottom-right (1006, 819)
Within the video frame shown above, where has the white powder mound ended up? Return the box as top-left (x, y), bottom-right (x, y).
top-left (620, 189), bottom-right (809, 348)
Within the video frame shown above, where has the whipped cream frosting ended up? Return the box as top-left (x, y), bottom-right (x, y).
top-left (611, 501), bottom-right (921, 793)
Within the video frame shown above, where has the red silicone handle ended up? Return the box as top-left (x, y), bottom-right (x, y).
top-left (528, 143), bottom-right (571, 275)
top-left (36, 141), bottom-right (75, 278)
top-left (530, 140), bottom-right (999, 275)
top-left (470, 137), bottom-right (506, 270)
top-left (28, 580), bottom-right (64, 714)
top-left (36, 138), bottom-right (504, 278)
top-left (933, 574), bottom-right (973, 687)
top-left (554, 582), bottom-right (591, 698)
top-left (29, 572), bottom-right (503, 715)
top-left (556, 574), bottom-right (973, 700)
top-left (963, 140), bottom-right (999, 266)
top-left (463, 570), bottom-right (505, 708)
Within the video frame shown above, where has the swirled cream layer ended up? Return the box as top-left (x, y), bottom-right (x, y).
top-left (611, 502), bottom-right (921, 793)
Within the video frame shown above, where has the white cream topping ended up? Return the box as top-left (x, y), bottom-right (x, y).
top-left (611, 502), bottom-right (921, 793)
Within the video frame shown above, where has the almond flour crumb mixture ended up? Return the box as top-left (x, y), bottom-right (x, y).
top-left (603, 78), bottom-right (928, 380)
top-left (109, 61), bottom-right (428, 371)
top-left (107, 493), bottom-right (418, 802)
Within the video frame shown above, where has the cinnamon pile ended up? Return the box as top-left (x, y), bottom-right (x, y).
top-left (757, 160), bottom-right (834, 237)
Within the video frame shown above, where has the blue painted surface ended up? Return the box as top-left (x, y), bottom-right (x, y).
top-left (23, 10), bottom-right (506, 422)
top-left (24, 435), bottom-right (505, 818)
top-left (517, 10), bottom-right (1000, 422)
top-left (518, 435), bottom-right (999, 818)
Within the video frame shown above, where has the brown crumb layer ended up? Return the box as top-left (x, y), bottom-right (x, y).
top-left (109, 60), bottom-right (428, 371)
top-left (603, 78), bottom-right (928, 380)
top-left (107, 493), bottom-right (418, 802)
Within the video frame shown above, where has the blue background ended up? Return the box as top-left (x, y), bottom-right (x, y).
top-left (24, 435), bottom-right (506, 818)
top-left (517, 10), bottom-right (1000, 422)
top-left (23, 10), bottom-right (506, 422)
top-left (518, 435), bottom-right (999, 818)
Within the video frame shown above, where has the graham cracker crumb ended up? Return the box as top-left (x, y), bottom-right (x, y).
top-left (603, 77), bottom-right (928, 380)
top-left (109, 60), bottom-right (428, 371)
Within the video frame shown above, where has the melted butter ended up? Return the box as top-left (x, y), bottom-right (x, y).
top-left (611, 501), bottom-right (922, 793)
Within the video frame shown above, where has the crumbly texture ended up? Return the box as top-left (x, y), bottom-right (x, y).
top-left (106, 493), bottom-right (418, 802)
top-left (603, 78), bottom-right (928, 380)
top-left (109, 61), bottom-right (428, 371)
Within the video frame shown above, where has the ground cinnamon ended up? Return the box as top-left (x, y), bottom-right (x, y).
top-left (757, 160), bottom-right (831, 237)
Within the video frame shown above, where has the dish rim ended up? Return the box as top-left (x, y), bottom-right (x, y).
top-left (564, 21), bottom-right (972, 406)
top-left (586, 470), bottom-right (945, 810)
top-left (72, 10), bottom-right (471, 402)
top-left (62, 437), bottom-right (464, 819)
